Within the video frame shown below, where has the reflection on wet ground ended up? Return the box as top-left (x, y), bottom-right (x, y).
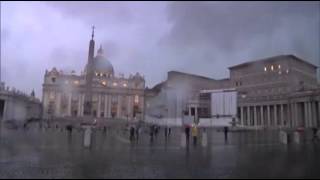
top-left (0, 124), bottom-right (319, 178)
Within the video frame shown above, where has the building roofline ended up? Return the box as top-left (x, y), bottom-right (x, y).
top-left (228, 55), bottom-right (318, 70)
top-left (168, 71), bottom-right (216, 81)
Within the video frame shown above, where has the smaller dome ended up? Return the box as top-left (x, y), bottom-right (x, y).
top-left (97, 45), bottom-right (104, 55)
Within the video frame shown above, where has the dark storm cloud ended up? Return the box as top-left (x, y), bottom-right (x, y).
top-left (1, 2), bottom-right (319, 98)
top-left (159, 1), bottom-right (320, 79)
top-left (47, 1), bottom-right (134, 26)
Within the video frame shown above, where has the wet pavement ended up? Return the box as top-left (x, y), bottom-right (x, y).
top-left (0, 124), bottom-right (319, 179)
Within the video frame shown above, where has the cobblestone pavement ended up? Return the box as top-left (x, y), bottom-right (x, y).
top-left (0, 124), bottom-right (319, 179)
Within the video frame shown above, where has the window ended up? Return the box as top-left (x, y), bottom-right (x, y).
top-left (264, 67), bottom-right (267, 72)
top-left (113, 82), bottom-right (118, 86)
top-left (102, 81), bottom-right (107, 86)
top-left (123, 83), bottom-right (127, 87)
top-left (74, 80), bottom-right (79, 85)
top-left (271, 65), bottom-right (274, 71)
top-left (51, 77), bottom-right (56, 83)
top-left (278, 65), bottom-right (281, 69)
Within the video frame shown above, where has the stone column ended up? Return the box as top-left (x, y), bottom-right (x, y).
top-left (81, 94), bottom-right (85, 116)
top-left (140, 96), bottom-right (145, 121)
top-left (77, 93), bottom-right (82, 117)
top-left (254, 106), bottom-right (257, 128)
top-left (107, 95), bottom-right (112, 118)
top-left (67, 93), bottom-right (72, 116)
top-left (291, 103), bottom-right (295, 128)
top-left (97, 94), bottom-right (101, 118)
top-left (117, 95), bottom-right (122, 119)
top-left (240, 106), bottom-right (244, 127)
top-left (304, 102), bottom-right (309, 128)
top-left (308, 102), bottom-right (313, 127)
top-left (130, 96), bottom-right (134, 119)
top-left (295, 103), bottom-right (299, 128)
top-left (267, 105), bottom-right (271, 127)
top-left (313, 101), bottom-right (317, 127)
top-left (286, 104), bottom-right (290, 128)
top-left (274, 105), bottom-right (277, 127)
top-left (280, 104), bottom-right (284, 127)
top-left (247, 106), bottom-right (251, 127)
top-left (104, 95), bottom-right (108, 118)
top-left (56, 93), bottom-right (61, 117)
top-left (260, 106), bottom-right (264, 127)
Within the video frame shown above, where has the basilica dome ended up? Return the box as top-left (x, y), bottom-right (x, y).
top-left (85, 46), bottom-right (114, 77)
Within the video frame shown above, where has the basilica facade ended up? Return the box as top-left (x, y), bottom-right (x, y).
top-left (42, 29), bottom-right (145, 121)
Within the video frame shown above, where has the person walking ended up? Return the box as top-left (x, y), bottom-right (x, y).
top-left (164, 126), bottom-right (169, 140)
top-left (185, 126), bottom-right (191, 145)
top-left (150, 125), bottom-right (155, 143)
top-left (192, 124), bottom-right (198, 146)
top-left (224, 126), bottom-right (229, 141)
top-left (312, 127), bottom-right (319, 141)
top-left (130, 126), bottom-right (135, 142)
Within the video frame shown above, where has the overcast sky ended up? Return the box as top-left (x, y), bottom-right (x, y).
top-left (1, 1), bottom-right (320, 98)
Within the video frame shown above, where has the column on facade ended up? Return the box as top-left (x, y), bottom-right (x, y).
top-left (140, 96), bottom-right (144, 121)
top-left (108, 95), bottom-right (112, 118)
top-left (117, 95), bottom-right (121, 119)
top-left (307, 102), bottom-right (312, 127)
top-left (247, 106), bottom-right (250, 127)
top-left (280, 104), bottom-right (284, 127)
top-left (67, 93), bottom-right (72, 116)
top-left (267, 105), bottom-right (271, 127)
top-left (260, 106), bottom-right (264, 127)
top-left (291, 103), bottom-right (295, 128)
top-left (296, 103), bottom-right (300, 128)
top-left (77, 93), bottom-right (81, 117)
top-left (126, 95), bottom-right (130, 119)
top-left (129, 95), bottom-right (134, 119)
top-left (313, 101), bottom-right (318, 127)
top-left (274, 104), bottom-right (277, 128)
top-left (104, 94), bottom-right (108, 118)
top-left (286, 104), bottom-right (290, 128)
top-left (81, 94), bottom-right (85, 116)
top-left (293, 103), bottom-right (297, 128)
top-left (240, 106), bottom-right (244, 127)
top-left (304, 102), bottom-right (309, 128)
top-left (97, 94), bottom-right (101, 118)
top-left (55, 92), bottom-right (61, 117)
top-left (309, 102), bottom-right (314, 127)
top-left (254, 106), bottom-right (257, 128)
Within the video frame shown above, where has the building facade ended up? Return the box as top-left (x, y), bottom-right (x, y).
top-left (42, 29), bottom-right (145, 121)
top-left (232, 55), bottom-right (320, 129)
top-left (0, 84), bottom-right (42, 124)
top-left (146, 55), bottom-right (320, 129)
